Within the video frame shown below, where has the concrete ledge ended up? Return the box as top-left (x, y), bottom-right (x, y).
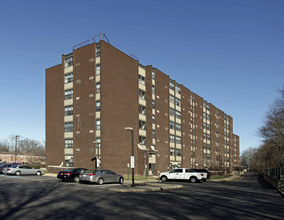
top-left (109, 183), bottom-right (183, 192)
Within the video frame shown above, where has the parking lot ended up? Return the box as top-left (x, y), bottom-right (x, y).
top-left (1, 172), bottom-right (284, 220)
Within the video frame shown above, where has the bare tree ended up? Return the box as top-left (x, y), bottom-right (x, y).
top-left (258, 88), bottom-right (284, 168)
top-left (241, 147), bottom-right (258, 170)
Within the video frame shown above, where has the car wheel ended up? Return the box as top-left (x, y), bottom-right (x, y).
top-left (119, 177), bottom-right (124, 184)
top-left (190, 176), bottom-right (197, 183)
top-left (161, 176), bottom-right (168, 182)
top-left (15, 171), bottom-right (21, 176)
top-left (98, 178), bottom-right (104, 185)
top-left (74, 176), bottom-right (80, 183)
top-left (36, 171), bottom-right (42, 176)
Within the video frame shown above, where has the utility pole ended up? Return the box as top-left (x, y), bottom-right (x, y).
top-left (15, 135), bottom-right (20, 163)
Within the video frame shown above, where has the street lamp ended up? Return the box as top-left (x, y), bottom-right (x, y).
top-left (125, 127), bottom-right (135, 187)
top-left (15, 135), bottom-right (20, 163)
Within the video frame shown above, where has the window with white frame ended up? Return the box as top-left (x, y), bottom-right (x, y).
top-left (169, 81), bottom-right (175, 90)
top-left (176, 136), bottom-right (181, 144)
top-left (175, 85), bottom-right (181, 94)
top-left (170, 134), bottom-right (175, 143)
top-left (139, 120), bottom-right (146, 130)
top-left (96, 119), bottom-right (101, 130)
top-left (64, 89), bottom-right (73, 100)
top-left (170, 148), bottom-right (175, 156)
top-left (139, 90), bottom-right (146, 100)
top-left (96, 83), bottom-right (100, 93)
top-left (96, 101), bottom-right (101, 112)
top-left (64, 122), bottom-right (73, 132)
top-left (176, 110), bottom-right (181, 119)
top-left (176, 149), bottom-right (182, 156)
top-left (139, 105), bottom-right (146, 115)
top-left (169, 108), bottom-right (175, 117)
top-left (64, 72), bottom-right (73, 83)
top-left (64, 56), bottom-right (73, 68)
top-left (175, 98), bottom-right (181, 107)
top-left (96, 64), bottom-right (101, 75)
top-left (138, 75), bottom-right (145, 85)
top-left (139, 136), bottom-right (146, 145)
top-left (176, 123), bottom-right (181, 131)
top-left (64, 139), bottom-right (73, 148)
top-left (64, 106), bottom-right (73, 116)
top-left (170, 121), bottom-right (175, 130)
top-left (169, 95), bottom-right (175, 104)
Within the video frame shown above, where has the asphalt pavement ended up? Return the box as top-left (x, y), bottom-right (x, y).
top-left (44, 172), bottom-right (240, 192)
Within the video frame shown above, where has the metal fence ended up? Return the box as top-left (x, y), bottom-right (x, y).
top-left (263, 168), bottom-right (282, 180)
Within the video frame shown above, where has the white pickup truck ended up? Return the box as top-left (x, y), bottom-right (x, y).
top-left (159, 168), bottom-right (207, 183)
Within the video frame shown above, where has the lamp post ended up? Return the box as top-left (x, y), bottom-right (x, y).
top-left (125, 127), bottom-right (135, 187)
top-left (15, 135), bottom-right (20, 163)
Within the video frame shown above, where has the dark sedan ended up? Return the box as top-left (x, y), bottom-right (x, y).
top-left (57, 168), bottom-right (88, 183)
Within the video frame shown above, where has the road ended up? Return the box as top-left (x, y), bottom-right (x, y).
top-left (0, 172), bottom-right (283, 220)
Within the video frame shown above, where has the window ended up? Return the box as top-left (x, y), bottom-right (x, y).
top-left (139, 105), bottom-right (146, 115)
top-left (139, 121), bottom-right (146, 130)
top-left (64, 72), bottom-right (73, 83)
top-left (152, 70), bottom-right (155, 79)
top-left (176, 136), bottom-right (181, 144)
top-left (139, 136), bottom-right (146, 145)
top-left (64, 122), bottom-right (73, 132)
top-left (64, 89), bottom-right (73, 100)
top-left (96, 83), bottom-right (100, 93)
top-left (152, 130), bottom-right (156, 139)
top-left (176, 149), bottom-right (182, 156)
top-left (152, 115), bottom-right (155, 123)
top-left (64, 106), bottom-right (73, 116)
top-left (175, 85), bottom-right (181, 94)
top-left (170, 148), bottom-right (175, 156)
top-left (152, 100), bottom-right (155, 109)
top-left (152, 85), bottom-right (155, 94)
top-left (96, 120), bottom-right (101, 130)
top-left (169, 95), bottom-right (175, 104)
top-left (176, 110), bottom-right (181, 119)
top-left (65, 157), bottom-right (73, 167)
top-left (170, 121), bottom-right (175, 130)
top-left (190, 140), bottom-right (195, 147)
top-left (169, 108), bottom-right (175, 117)
top-left (176, 123), bottom-right (181, 131)
top-left (96, 64), bottom-right (101, 75)
top-left (139, 90), bottom-right (146, 100)
top-left (96, 101), bottom-right (101, 112)
top-left (64, 56), bottom-right (73, 68)
top-left (175, 98), bottom-right (181, 107)
top-left (138, 75), bottom-right (145, 85)
top-left (96, 45), bottom-right (101, 57)
top-left (170, 135), bottom-right (175, 143)
top-left (169, 81), bottom-right (175, 90)
top-left (65, 139), bottom-right (73, 148)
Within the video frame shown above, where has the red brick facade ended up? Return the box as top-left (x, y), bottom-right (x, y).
top-left (46, 40), bottom-right (240, 175)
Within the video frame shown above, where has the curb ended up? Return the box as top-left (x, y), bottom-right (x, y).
top-left (109, 183), bottom-right (183, 192)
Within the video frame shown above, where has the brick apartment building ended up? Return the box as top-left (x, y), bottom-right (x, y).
top-left (46, 34), bottom-right (240, 175)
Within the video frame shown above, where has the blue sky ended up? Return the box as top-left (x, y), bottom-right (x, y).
top-left (0, 0), bottom-right (283, 153)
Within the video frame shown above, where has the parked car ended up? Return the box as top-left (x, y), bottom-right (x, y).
top-left (57, 168), bottom-right (88, 183)
top-left (191, 169), bottom-right (211, 180)
top-left (0, 163), bottom-right (20, 174)
top-left (159, 168), bottom-right (206, 183)
top-left (3, 165), bottom-right (44, 176)
top-left (79, 169), bottom-right (124, 185)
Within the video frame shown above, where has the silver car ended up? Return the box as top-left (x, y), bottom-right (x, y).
top-left (79, 169), bottom-right (124, 185)
top-left (3, 165), bottom-right (44, 176)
